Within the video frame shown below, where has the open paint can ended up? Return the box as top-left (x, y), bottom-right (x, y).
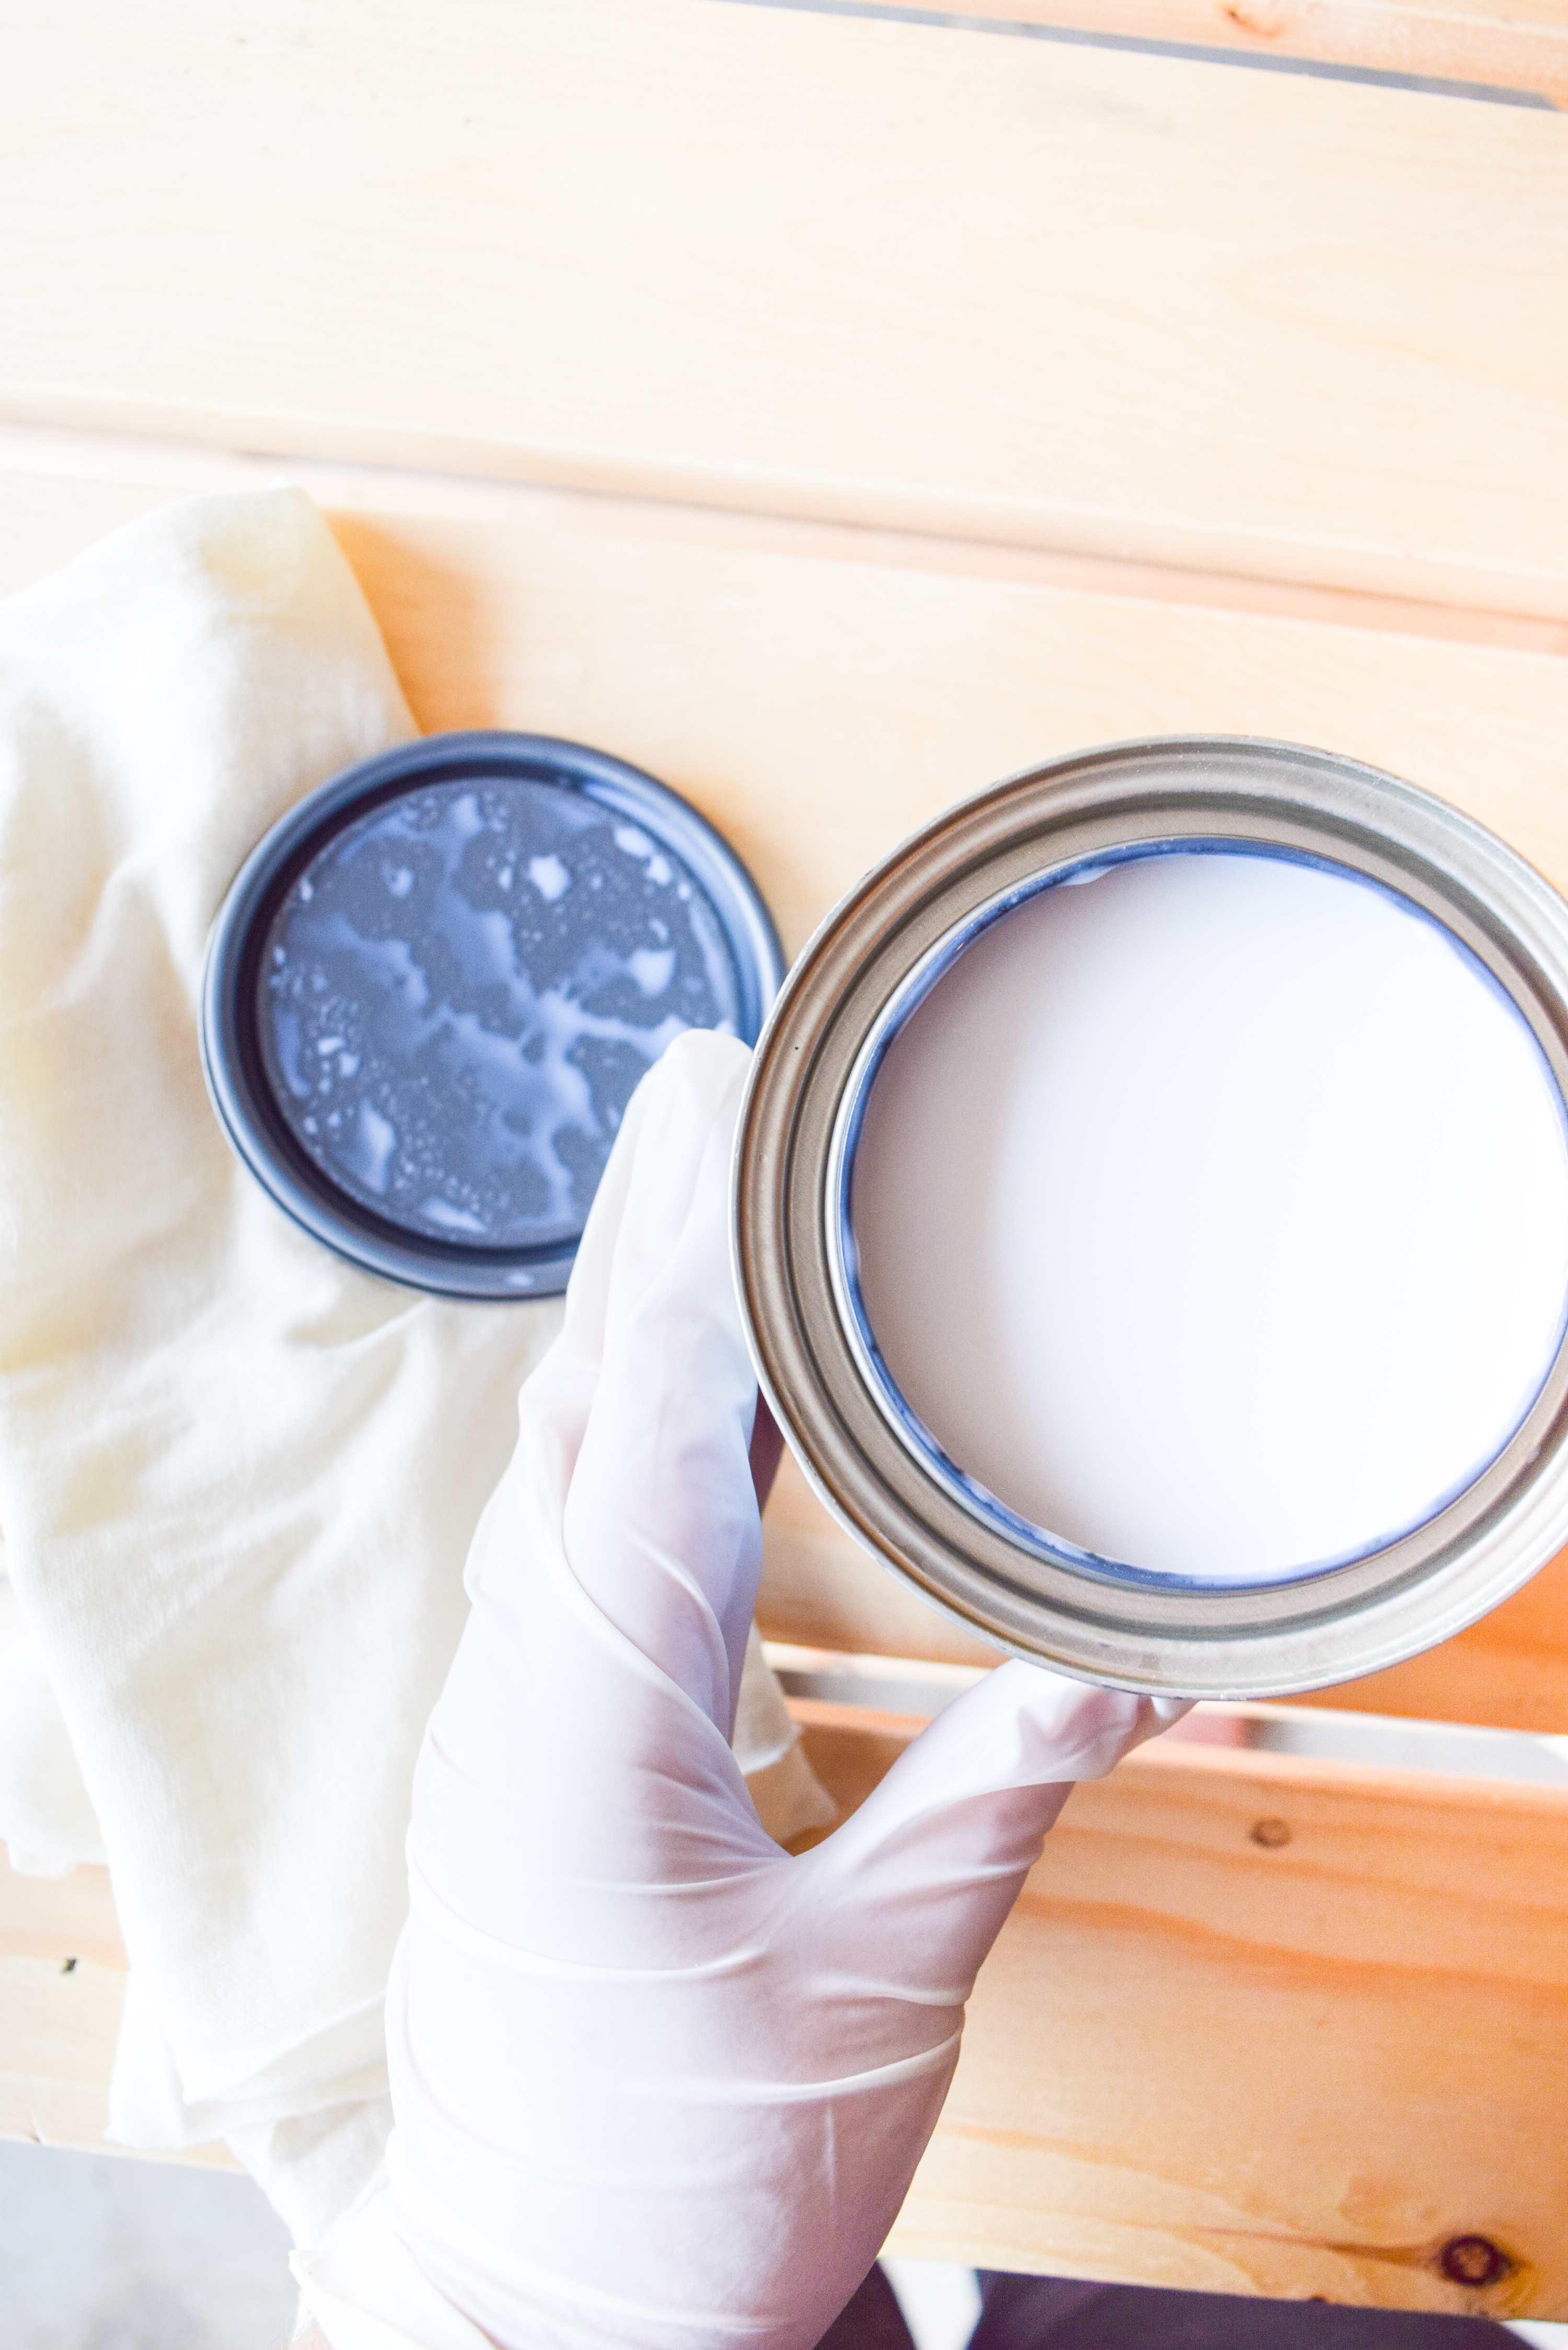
top-left (203, 731), bottom-right (782, 1298)
top-left (733, 737), bottom-right (1568, 1696)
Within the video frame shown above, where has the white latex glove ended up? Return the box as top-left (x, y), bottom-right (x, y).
top-left (294, 1030), bottom-right (1186, 2350)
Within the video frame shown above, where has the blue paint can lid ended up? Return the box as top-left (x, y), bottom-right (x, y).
top-left (201, 731), bottom-right (784, 1298)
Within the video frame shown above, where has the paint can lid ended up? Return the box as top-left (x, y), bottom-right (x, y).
top-left (202, 730), bottom-right (783, 1298)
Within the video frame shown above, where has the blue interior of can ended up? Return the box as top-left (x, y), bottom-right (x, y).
top-left (203, 732), bottom-right (783, 1298)
top-left (833, 840), bottom-right (1568, 1595)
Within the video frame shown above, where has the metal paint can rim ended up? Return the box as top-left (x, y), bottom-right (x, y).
top-left (732, 735), bottom-right (1568, 1697)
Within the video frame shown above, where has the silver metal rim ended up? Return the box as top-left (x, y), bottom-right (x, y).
top-left (732, 736), bottom-right (1568, 1697)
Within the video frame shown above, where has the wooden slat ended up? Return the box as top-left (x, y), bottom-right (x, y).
top-left (6, 423), bottom-right (1565, 659)
top-left (1289, 1546), bottom-right (1568, 1733)
top-left (764, 1455), bottom-right (1568, 1729)
top-left (5, 455), bottom-right (1568, 1721)
top-left (0, 1849), bottom-right (123, 1972)
top-left (0, 1949), bottom-right (124, 2155)
top-left (0, 1851), bottom-right (122, 2156)
top-left (760, 1454), bottom-right (1003, 1667)
top-left (852, 0), bottom-right (1568, 110)
top-left (5, 460), bottom-right (1567, 958)
top-left (11, 1725), bottom-right (1568, 2314)
top-left (0, 1850), bottom-right (223, 2162)
top-left (321, 497), bottom-right (1568, 948)
top-left (795, 1706), bottom-right (1568, 2319)
top-left (3, 2), bottom-right (1566, 615)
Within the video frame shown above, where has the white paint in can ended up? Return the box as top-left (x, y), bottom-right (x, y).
top-left (849, 850), bottom-right (1568, 1586)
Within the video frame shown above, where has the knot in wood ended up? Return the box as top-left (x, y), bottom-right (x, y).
top-left (1439, 2235), bottom-right (1510, 2288)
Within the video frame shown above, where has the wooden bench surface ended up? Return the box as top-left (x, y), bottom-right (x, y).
top-left (3, 1), bottom-right (1566, 617)
top-left (7, 1715), bottom-right (1568, 2319)
top-left (4, 0), bottom-right (1568, 2313)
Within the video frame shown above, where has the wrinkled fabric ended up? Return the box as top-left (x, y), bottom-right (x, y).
top-left (0, 492), bottom-right (821, 2245)
top-left (0, 1573), bottom-right (106, 1875)
top-left (296, 1031), bottom-right (1186, 2350)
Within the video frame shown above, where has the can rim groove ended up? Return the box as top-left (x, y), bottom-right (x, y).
top-left (733, 736), bottom-right (1568, 1697)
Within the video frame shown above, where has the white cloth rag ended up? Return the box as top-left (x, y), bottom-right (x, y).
top-left (0, 489), bottom-right (828, 2244)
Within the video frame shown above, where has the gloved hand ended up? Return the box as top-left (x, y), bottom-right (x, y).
top-left (293, 1030), bottom-right (1187, 2350)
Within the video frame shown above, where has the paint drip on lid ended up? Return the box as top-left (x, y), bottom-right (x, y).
top-left (203, 732), bottom-right (783, 1297)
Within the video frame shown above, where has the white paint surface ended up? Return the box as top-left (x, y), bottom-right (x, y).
top-left (850, 852), bottom-right (1568, 1584)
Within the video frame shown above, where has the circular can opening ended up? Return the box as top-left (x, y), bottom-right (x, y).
top-left (204, 731), bottom-right (783, 1298)
top-left (841, 847), bottom-right (1568, 1590)
top-left (734, 738), bottom-right (1568, 1696)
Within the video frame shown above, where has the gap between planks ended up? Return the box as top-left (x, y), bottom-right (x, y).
top-left (0, 422), bottom-right (1563, 661)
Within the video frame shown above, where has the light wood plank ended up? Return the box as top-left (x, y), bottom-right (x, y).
top-left (9, 468), bottom-right (1567, 962)
top-left (0, 1849), bottom-right (123, 1973)
top-left (0, 1949), bottom-right (123, 2153)
top-left (6, 423), bottom-right (1565, 659)
top-left (797, 1710), bottom-right (1568, 2318)
top-left (3, 2), bottom-right (1566, 614)
top-left (0, 1852), bottom-right (160, 2158)
top-left (10, 1734), bottom-right (1568, 2312)
top-left (1289, 1546), bottom-right (1568, 1732)
top-left (764, 1455), bottom-right (1568, 1726)
top-left (851, 0), bottom-right (1568, 109)
top-left (760, 1453), bottom-right (1004, 1667)
top-left (0, 1947), bottom-right (234, 2165)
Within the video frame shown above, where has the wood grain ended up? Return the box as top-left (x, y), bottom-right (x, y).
top-left (6, 423), bottom-right (1566, 659)
top-left (797, 1708), bottom-right (1568, 2317)
top-left (0, 1850), bottom-right (123, 1973)
top-left (1288, 1542), bottom-right (1568, 1733)
top-left (0, 1948), bottom-right (124, 2155)
top-left (0, 1850), bottom-right (238, 2163)
top-left (760, 1499), bottom-right (1568, 1732)
top-left (10, 1729), bottom-right (1568, 2310)
top-left (847, 0), bottom-right (1568, 108)
top-left (6, 465), bottom-right (1568, 962)
top-left (3, 1), bottom-right (1565, 613)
